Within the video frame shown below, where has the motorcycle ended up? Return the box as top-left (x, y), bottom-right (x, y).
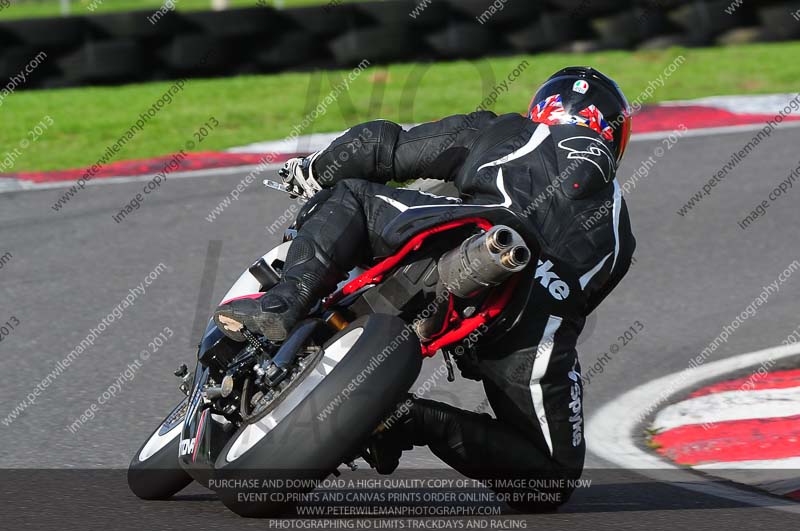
top-left (128, 179), bottom-right (537, 517)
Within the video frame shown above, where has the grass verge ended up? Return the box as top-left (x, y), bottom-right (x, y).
top-left (2, 41), bottom-right (799, 172)
top-left (0, 0), bottom-right (349, 20)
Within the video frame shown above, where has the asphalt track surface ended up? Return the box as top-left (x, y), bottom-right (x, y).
top-left (2, 127), bottom-right (800, 529)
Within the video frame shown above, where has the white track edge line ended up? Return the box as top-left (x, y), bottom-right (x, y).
top-left (652, 386), bottom-right (800, 431)
top-left (4, 122), bottom-right (800, 196)
top-left (586, 343), bottom-right (800, 514)
top-left (0, 163), bottom-right (285, 194)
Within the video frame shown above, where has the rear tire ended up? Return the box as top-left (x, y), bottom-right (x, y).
top-left (215, 314), bottom-right (422, 517)
top-left (128, 398), bottom-right (193, 500)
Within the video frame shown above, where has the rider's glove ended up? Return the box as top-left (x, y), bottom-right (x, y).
top-left (279, 153), bottom-right (322, 200)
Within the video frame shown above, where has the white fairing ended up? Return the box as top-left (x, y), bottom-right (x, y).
top-left (138, 422), bottom-right (183, 462)
top-left (225, 327), bottom-right (364, 462)
top-left (219, 241), bottom-right (365, 304)
top-left (220, 242), bottom-right (292, 303)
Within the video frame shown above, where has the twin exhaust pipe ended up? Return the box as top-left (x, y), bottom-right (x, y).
top-left (415, 225), bottom-right (531, 341)
top-left (437, 225), bottom-right (532, 299)
top-left (488, 228), bottom-right (532, 271)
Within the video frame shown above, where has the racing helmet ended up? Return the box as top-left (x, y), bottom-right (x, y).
top-left (528, 67), bottom-right (632, 163)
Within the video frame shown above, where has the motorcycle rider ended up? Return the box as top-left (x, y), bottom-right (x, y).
top-left (214, 67), bottom-right (636, 510)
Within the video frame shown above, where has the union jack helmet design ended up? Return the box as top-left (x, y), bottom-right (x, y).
top-left (529, 95), bottom-right (615, 142)
top-left (528, 67), bottom-right (632, 162)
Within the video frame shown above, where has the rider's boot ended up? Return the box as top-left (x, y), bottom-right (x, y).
top-left (368, 396), bottom-right (519, 476)
top-left (369, 396), bottom-right (490, 475)
top-left (214, 236), bottom-right (342, 342)
top-left (368, 396), bottom-right (418, 474)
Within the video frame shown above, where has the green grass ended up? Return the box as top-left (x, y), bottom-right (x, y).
top-left (0, 0), bottom-right (350, 20)
top-left (2, 41), bottom-right (799, 173)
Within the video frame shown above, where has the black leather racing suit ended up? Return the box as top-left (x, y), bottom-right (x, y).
top-left (293, 111), bottom-right (636, 509)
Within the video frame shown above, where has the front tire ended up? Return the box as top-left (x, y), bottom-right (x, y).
top-left (216, 314), bottom-right (422, 517)
top-left (128, 397), bottom-right (193, 500)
